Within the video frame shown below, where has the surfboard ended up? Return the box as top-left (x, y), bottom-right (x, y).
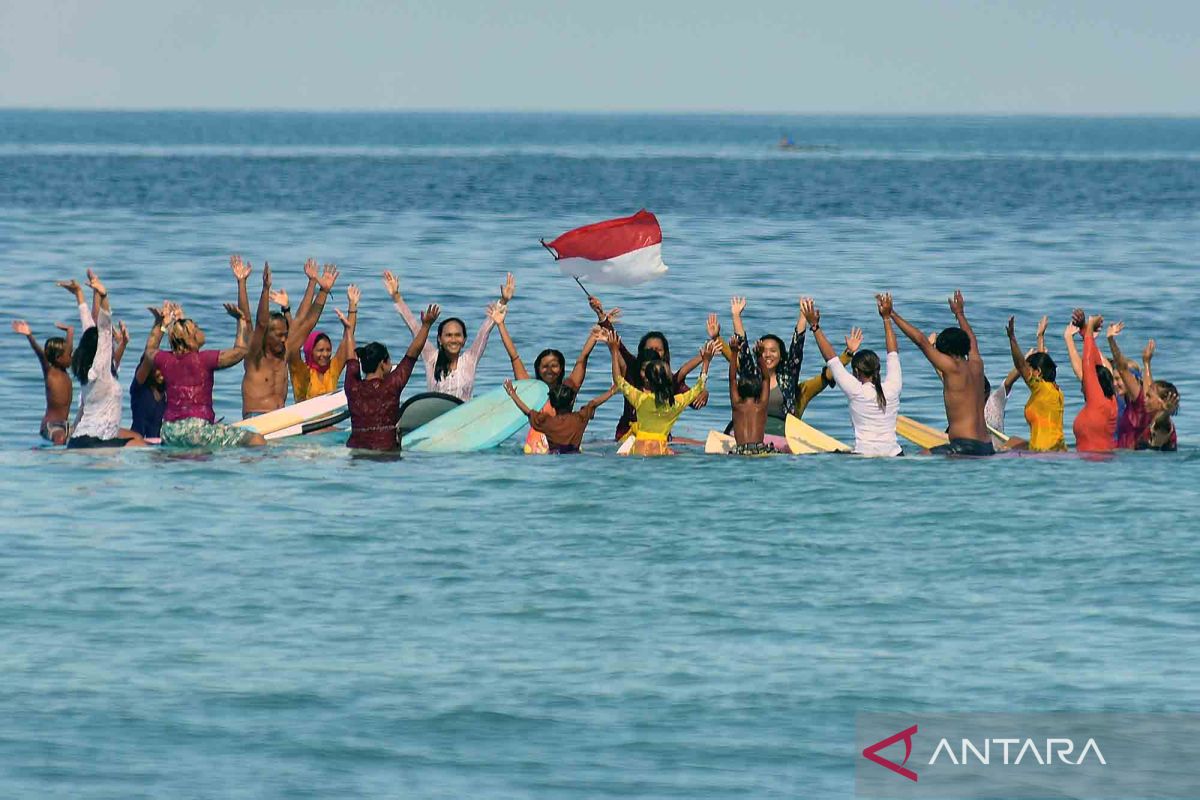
top-left (785, 414), bottom-right (850, 453)
top-left (401, 380), bottom-right (548, 453)
top-left (235, 390), bottom-right (348, 436)
top-left (265, 409), bottom-right (350, 441)
top-left (896, 415), bottom-right (949, 449)
top-left (705, 430), bottom-right (736, 454)
top-left (398, 392), bottom-right (462, 436)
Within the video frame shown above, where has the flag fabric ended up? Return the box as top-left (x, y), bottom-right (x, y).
top-left (542, 209), bottom-right (668, 287)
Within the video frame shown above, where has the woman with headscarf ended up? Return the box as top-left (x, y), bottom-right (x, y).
top-left (289, 284), bottom-right (360, 402)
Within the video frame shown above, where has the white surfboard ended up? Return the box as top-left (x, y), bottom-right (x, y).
top-left (235, 390), bottom-right (347, 436)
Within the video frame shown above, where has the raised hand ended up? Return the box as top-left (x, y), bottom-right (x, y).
top-left (1086, 314), bottom-right (1104, 334)
top-left (1071, 308), bottom-right (1086, 329)
top-left (164, 302), bottom-right (183, 325)
top-left (700, 339), bottom-right (720, 363)
top-left (262, 261), bottom-right (272, 287)
top-left (727, 334), bottom-right (740, 350)
top-left (588, 295), bottom-right (605, 320)
top-left (117, 321), bottom-right (130, 344)
top-left (596, 327), bottom-right (617, 347)
top-left (11, 320), bottom-right (31, 336)
top-left (420, 303), bottom-right (441, 326)
top-left (846, 327), bottom-right (864, 352)
top-left (334, 308), bottom-right (352, 327)
top-left (1063, 322), bottom-right (1079, 338)
top-left (730, 296), bottom-right (747, 317)
top-left (57, 279), bottom-right (85, 302)
top-left (800, 298), bottom-right (819, 327)
top-left (1143, 339), bottom-right (1155, 362)
top-left (382, 270), bottom-right (400, 298)
top-left (54, 322), bottom-right (73, 334)
top-left (148, 304), bottom-right (166, 325)
top-left (303, 258), bottom-right (319, 282)
top-left (230, 255), bottom-right (251, 281)
top-left (486, 302), bottom-right (508, 324)
top-left (347, 284), bottom-right (361, 308)
top-left (1106, 321), bottom-right (1124, 339)
top-left (948, 290), bottom-right (965, 316)
top-left (86, 269), bottom-right (106, 296)
top-left (876, 292), bottom-right (893, 318)
top-left (706, 313), bottom-right (720, 339)
top-left (224, 302), bottom-right (247, 321)
top-left (1036, 314), bottom-right (1049, 339)
top-left (500, 272), bottom-right (515, 303)
top-left (270, 288), bottom-right (289, 307)
top-left (1006, 316), bottom-right (1016, 338)
top-left (317, 264), bottom-right (339, 292)
top-left (601, 307), bottom-right (622, 325)
top-left (503, 378), bottom-right (518, 396)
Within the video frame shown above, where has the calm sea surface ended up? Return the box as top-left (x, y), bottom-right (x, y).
top-left (1, 112), bottom-right (1198, 798)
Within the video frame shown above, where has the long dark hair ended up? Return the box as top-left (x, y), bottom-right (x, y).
top-left (758, 334), bottom-right (787, 372)
top-left (643, 360), bottom-right (675, 408)
top-left (631, 331), bottom-right (670, 389)
top-left (1096, 365), bottom-right (1115, 399)
top-left (1027, 352), bottom-right (1058, 384)
top-left (72, 326), bottom-right (99, 384)
top-left (852, 349), bottom-right (886, 411)
top-left (434, 317), bottom-right (466, 382)
top-left (356, 342), bottom-right (390, 377)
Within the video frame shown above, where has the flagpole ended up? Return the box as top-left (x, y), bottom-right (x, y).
top-left (571, 276), bottom-right (591, 297)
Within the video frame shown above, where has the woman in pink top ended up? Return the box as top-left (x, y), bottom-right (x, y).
top-left (382, 270), bottom-right (511, 401)
top-left (143, 300), bottom-right (264, 448)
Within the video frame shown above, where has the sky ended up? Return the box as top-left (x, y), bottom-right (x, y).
top-left (0, 0), bottom-right (1197, 113)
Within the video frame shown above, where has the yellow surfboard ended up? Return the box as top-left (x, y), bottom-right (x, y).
top-left (705, 430), bottom-right (736, 454)
top-left (895, 415), bottom-right (949, 449)
top-left (785, 414), bottom-right (849, 454)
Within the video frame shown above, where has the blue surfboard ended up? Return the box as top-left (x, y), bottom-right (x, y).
top-left (400, 379), bottom-right (548, 453)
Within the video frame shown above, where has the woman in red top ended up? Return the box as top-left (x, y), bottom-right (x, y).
top-left (344, 302), bottom-right (439, 451)
top-left (1070, 310), bottom-right (1117, 452)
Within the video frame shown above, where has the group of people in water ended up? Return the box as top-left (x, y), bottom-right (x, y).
top-left (12, 256), bottom-right (1181, 456)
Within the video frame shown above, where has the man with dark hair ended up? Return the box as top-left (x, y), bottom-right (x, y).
top-left (890, 290), bottom-right (994, 456)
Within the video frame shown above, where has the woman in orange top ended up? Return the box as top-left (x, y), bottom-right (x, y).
top-left (1070, 310), bottom-right (1117, 452)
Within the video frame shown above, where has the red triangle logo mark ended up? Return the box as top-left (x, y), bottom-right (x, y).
top-left (862, 724), bottom-right (919, 782)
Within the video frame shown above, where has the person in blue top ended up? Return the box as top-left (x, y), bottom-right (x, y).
top-left (129, 301), bottom-right (170, 438)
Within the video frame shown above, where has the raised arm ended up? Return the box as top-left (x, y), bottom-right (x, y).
top-left (727, 334), bottom-right (742, 401)
top-left (878, 293), bottom-right (898, 354)
top-left (1079, 313), bottom-right (1106, 404)
top-left (503, 378), bottom-right (534, 416)
top-left (294, 258), bottom-right (319, 321)
top-left (491, 302), bottom-right (528, 380)
top-left (1063, 314), bottom-right (1084, 382)
top-left (136, 304), bottom-right (169, 385)
top-left (113, 321), bottom-right (130, 370)
top-left (584, 384), bottom-right (618, 411)
top-left (1006, 316), bottom-right (1034, 382)
top-left (246, 261), bottom-right (272, 359)
top-left (800, 298), bottom-right (836, 362)
top-left (1140, 339), bottom-right (1156, 396)
top-left (783, 300), bottom-right (807, 386)
top-left (1107, 328), bottom-right (1141, 401)
top-left (289, 263), bottom-right (338, 357)
top-left (889, 301), bottom-right (958, 374)
top-left (230, 255), bottom-right (252, 322)
top-left (405, 303), bottom-right (441, 361)
top-left (1036, 315), bottom-right (1048, 354)
top-left (216, 303), bottom-right (251, 368)
top-left (12, 320), bottom-right (49, 373)
top-left (598, 327), bottom-right (625, 387)
top-left (564, 326), bottom-right (601, 390)
top-left (332, 284), bottom-right (360, 365)
top-left (948, 290), bottom-right (979, 359)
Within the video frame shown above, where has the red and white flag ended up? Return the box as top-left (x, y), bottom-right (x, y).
top-left (541, 209), bottom-right (668, 287)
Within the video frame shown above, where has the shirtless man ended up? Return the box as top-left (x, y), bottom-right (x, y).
top-left (728, 332), bottom-right (771, 449)
top-left (238, 256), bottom-right (337, 417)
top-left (890, 290), bottom-right (994, 455)
top-left (12, 317), bottom-right (74, 444)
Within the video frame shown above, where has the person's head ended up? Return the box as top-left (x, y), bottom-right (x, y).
top-left (534, 348), bottom-right (566, 386)
top-left (304, 331), bottom-right (333, 371)
top-left (736, 370), bottom-right (763, 401)
top-left (934, 327), bottom-right (971, 359)
top-left (1095, 365), bottom-right (1115, 399)
top-left (1027, 352), bottom-right (1058, 384)
top-left (168, 318), bottom-right (205, 352)
top-left (265, 312), bottom-right (289, 355)
top-left (631, 331), bottom-right (670, 389)
top-left (547, 383), bottom-right (577, 414)
top-left (71, 326), bottom-right (98, 384)
top-left (44, 336), bottom-right (69, 369)
top-left (356, 342), bottom-right (391, 378)
top-left (643, 359), bottom-right (675, 408)
top-left (1147, 380), bottom-right (1179, 416)
top-left (758, 334), bottom-right (786, 373)
top-left (852, 349), bottom-right (887, 411)
top-left (434, 317), bottom-right (467, 381)
top-left (150, 368), bottom-right (165, 389)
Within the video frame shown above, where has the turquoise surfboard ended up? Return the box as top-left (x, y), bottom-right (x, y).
top-left (401, 380), bottom-right (548, 453)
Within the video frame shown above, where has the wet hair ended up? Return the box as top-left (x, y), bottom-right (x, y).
top-left (1095, 365), bottom-right (1115, 399)
top-left (934, 327), bottom-right (970, 358)
top-left (1027, 352), bottom-right (1058, 384)
top-left (1153, 380), bottom-right (1180, 414)
top-left (269, 312), bottom-right (289, 328)
top-left (547, 383), bottom-right (577, 414)
top-left (534, 349), bottom-right (566, 384)
top-left (631, 331), bottom-right (670, 390)
top-left (356, 342), bottom-right (390, 377)
top-left (983, 376), bottom-right (993, 395)
top-left (852, 349), bottom-right (886, 411)
top-left (71, 326), bottom-right (99, 384)
top-left (44, 336), bottom-right (67, 365)
top-left (434, 317), bottom-right (467, 382)
top-left (736, 371), bottom-right (763, 402)
top-left (168, 319), bottom-right (197, 351)
top-left (643, 360), bottom-right (675, 408)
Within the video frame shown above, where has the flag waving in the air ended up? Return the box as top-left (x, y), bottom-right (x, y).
top-left (541, 210), bottom-right (668, 287)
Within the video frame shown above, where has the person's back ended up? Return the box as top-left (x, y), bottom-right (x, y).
top-left (729, 335), bottom-right (769, 445)
top-left (156, 349), bottom-right (220, 423)
top-left (941, 354), bottom-right (990, 442)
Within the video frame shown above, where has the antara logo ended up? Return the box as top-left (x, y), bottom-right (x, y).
top-left (862, 724), bottom-right (919, 782)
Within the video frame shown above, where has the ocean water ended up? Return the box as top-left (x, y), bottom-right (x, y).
top-left (1, 111), bottom-right (1198, 798)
